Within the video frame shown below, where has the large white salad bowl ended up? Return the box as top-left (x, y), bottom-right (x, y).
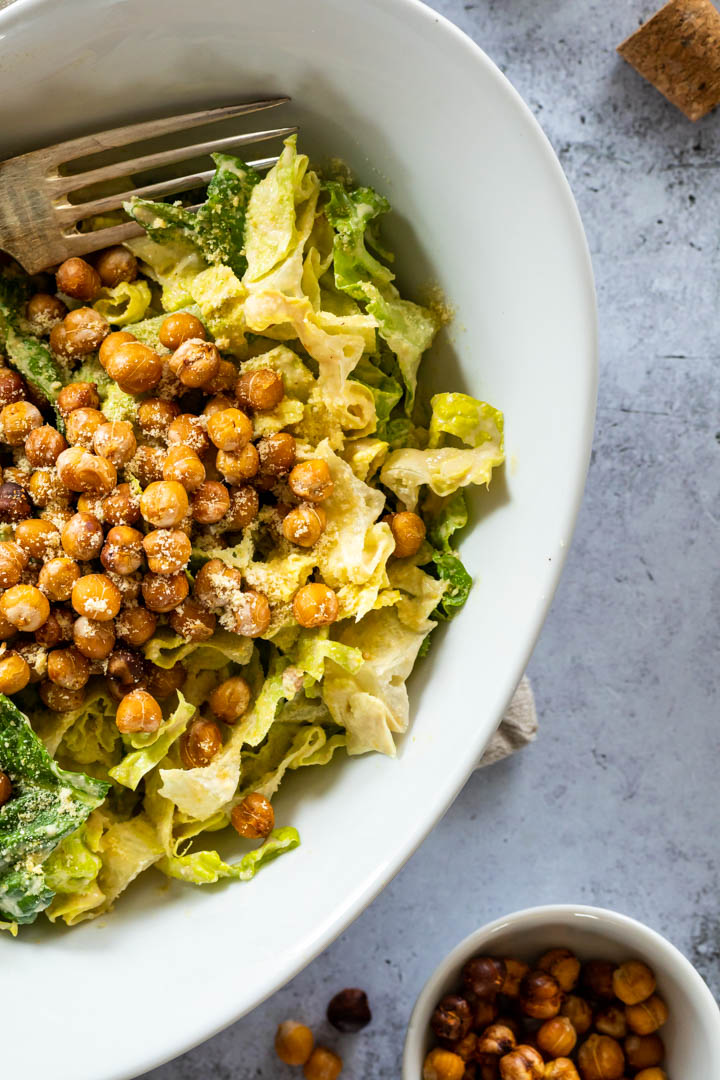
top-left (0, 1), bottom-right (596, 1077)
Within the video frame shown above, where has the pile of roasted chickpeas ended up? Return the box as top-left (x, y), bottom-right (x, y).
top-left (423, 949), bottom-right (669, 1080)
top-left (0, 249), bottom-right (426, 819)
top-left (275, 988), bottom-right (372, 1078)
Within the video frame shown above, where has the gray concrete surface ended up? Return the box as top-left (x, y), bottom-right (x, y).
top-left (143, 1), bottom-right (720, 1075)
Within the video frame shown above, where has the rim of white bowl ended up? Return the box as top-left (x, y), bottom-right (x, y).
top-left (403, 903), bottom-right (720, 1077)
top-left (0, 1), bottom-right (598, 1076)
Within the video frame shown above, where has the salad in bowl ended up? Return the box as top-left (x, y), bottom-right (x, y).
top-left (0, 136), bottom-right (504, 932)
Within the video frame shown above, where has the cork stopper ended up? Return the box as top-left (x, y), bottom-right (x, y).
top-left (618, 0), bottom-right (720, 121)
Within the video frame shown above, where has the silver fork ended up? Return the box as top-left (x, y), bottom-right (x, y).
top-left (0, 98), bottom-right (295, 274)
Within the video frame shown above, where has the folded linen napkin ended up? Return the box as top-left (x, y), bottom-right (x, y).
top-left (476, 676), bottom-right (537, 768)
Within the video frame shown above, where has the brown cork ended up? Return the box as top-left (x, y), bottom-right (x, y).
top-left (618, 0), bottom-right (720, 120)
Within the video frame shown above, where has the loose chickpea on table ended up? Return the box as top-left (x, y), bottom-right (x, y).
top-left (423, 948), bottom-right (670, 1080)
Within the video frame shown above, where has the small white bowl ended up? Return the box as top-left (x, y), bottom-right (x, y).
top-left (403, 904), bottom-right (720, 1079)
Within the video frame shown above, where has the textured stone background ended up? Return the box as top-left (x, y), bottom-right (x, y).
top-left (143, 1), bottom-right (720, 1076)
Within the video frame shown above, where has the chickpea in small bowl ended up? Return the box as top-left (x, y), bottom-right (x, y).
top-left (403, 905), bottom-right (720, 1080)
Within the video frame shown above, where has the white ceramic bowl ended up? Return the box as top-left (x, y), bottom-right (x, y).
top-left (404, 904), bottom-right (720, 1078)
top-left (0, 2), bottom-right (596, 1078)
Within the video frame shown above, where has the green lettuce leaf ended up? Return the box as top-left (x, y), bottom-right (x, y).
top-left (428, 392), bottom-right (505, 450)
top-left (349, 357), bottom-right (402, 437)
top-left (0, 694), bottom-right (109, 923)
top-left (425, 491), bottom-right (469, 553)
top-left (323, 182), bottom-right (439, 410)
top-left (431, 551), bottom-right (472, 619)
top-left (109, 692), bottom-right (195, 791)
top-left (0, 269), bottom-right (66, 425)
top-left (44, 816), bottom-right (103, 896)
top-left (157, 827), bottom-right (300, 884)
top-left (94, 280), bottom-right (152, 325)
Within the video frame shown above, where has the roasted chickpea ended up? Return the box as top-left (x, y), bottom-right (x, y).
top-left (0, 650), bottom-right (30, 693)
top-left (577, 1035), bottom-right (625, 1080)
top-left (544, 1060), bottom-right (580, 1080)
top-left (236, 368), bottom-right (284, 412)
top-left (73, 615), bottom-right (116, 660)
top-left (0, 541), bottom-right (27, 588)
top-left (61, 513), bottom-right (104, 560)
top-left (93, 421), bottom-right (137, 466)
top-left (115, 605), bottom-right (157, 647)
top-left (502, 959), bottom-right (530, 998)
top-left (422, 1048), bottom-right (465, 1080)
top-left (303, 1046), bottom-right (343, 1080)
top-left (581, 961), bottom-right (617, 1001)
top-left (169, 598), bottom-right (216, 641)
top-left (387, 510), bottom-right (426, 558)
top-left (26, 292), bottom-right (67, 331)
top-left (430, 996), bottom-right (473, 1041)
top-left (180, 717), bottom-right (222, 768)
top-left (292, 583), bottom-right (338, 628)
top-left (71, 574), bottom-right (122, 621)
top-left (0, 612), bottom-right (16, 642)
top-left (47, 646), bottom-right (90, 690)
top-left (36, 606), bottom-right (74, 648)
top-left (257, 431), bottom-right (296, 476)
top-left (209, 675), bottom-right (251, 724)
top-left (498, 1046), bottom-right (544, 1080)
top-left (623, 1034), bottom-right (664, 1071)
top-left (215, 445), bottom-right (260, 485)
top-left (56, 256), bottom-right (101, 301)
top-left (58, 387), bottom-right (100, 422)
top-left (167, 413), bottom-right (210, 454)
top-left (594, 1005), bottom-right (627, 1040)
top-left (536, 1017), bottom-right (577, 1058)
top-left (162, 445), bottom-right (206, 493)
top-left (219, 484), bottom-right (258, 531)
top-left (204, 359), bottom-right (237, 395)
top-left (51, 307), bottom-right (109, 358)
top-left (159, 311), bottom-right (207, 351)
top-left (39, 681), bottom-right (85, 711)
top-left (65, 407), bottom-right (105, 449)
top-left (633, 1071), bottom-right (667, 1080)
top-left (1, 400), bottom-right (42, 446)
top-left (140, 480), bottom-right (189, 528)
top-left (107, 646), bottom-right (145, 688)
top-left (624, 996), bottom-right (667, 1036)
top-left (203, 394), bottom-right (234, 418)
top-left (477, 1024), bottom-right (517, 1057)
top-left (231, 791), bottom-right (275, 838)
top-left (101, 482), bottom-right (141, 527)
top-left (289, 459), bottom-right (334, 503)
top-left (145, 661), bottom-right (186, 700)
top-left (25, 425), bottom-right (67, 467)
top-left (56, 447), bottom-right (117, 496)
top-left (168, 338), bottom-right (220, 388)
top-left (234, 589), bottom-right (272, 637)
top-left (519, 971), bottom-right (563, 1020)
top-left (104, 340), bottom-right (163, 394)
top-left (193, 558), bottom-right (242, 609)
top-left (462, 956), bottom-right (506, 1000)
top-left (38, 557), bottom-right (81, 602)
top-left (0, 482), bottom-right (31, 522)
top-left (116, 689), bottom-right (162, 734)
top-left (95, 245), bottom-right (138, 287)
top-left (0, 368), bottom-right (25, 409)
top-left (474, 999), bottom-right (500, 1030)
top-left (188, 481), bottom-right (229, 525)
top-left (130, 445), bottom-right (166, 486)
top-left (207, 407), bottom-right (253, 452)
top-left (275, 1020), bottom-right (314, 1067)
top-left (443, 1032), bottom-right (477, 1063)
top-left (612, 962), bottom-right (655, 1006)
top-left (538, 949), bottom-right (581, 993)
top-left (0, 584), bottom-right (50, 631)
top-left (98, 330), bottom-right (135, 370)
top-left (282, 503), bottom-right (326, 547)
top-left (101, 526), bottom-right (143, 575)
top-left (141, 529), bottom-right (191, 575)
top-left (30, 471), bottom-right (70, 510)
top-left (138, 397), bottom-right (180, 437)
top-left (141, 570), bottom-right (189, 613)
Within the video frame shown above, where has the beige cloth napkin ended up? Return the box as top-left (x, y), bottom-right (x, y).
top-left (476, 676), bottom-right (537, 768)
